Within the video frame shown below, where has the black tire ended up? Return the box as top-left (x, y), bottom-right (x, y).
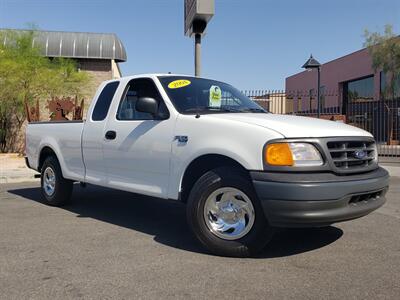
top-left (186, 166), bottom-right (274, 257)
top-left (40, 155), bottom-right (73, 206)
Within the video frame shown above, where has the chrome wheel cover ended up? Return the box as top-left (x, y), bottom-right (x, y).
top-left (203, 187), bottom-right (255, 240)
top-left (43, 167), bottom-right (56, 196)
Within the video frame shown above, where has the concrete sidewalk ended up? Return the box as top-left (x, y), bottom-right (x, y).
top-left (0, 153), bottom-right (399, 184)
top-left (0, 154), bottom-right (39, 184)
top-left (381, 163), bottom-right (400, 177)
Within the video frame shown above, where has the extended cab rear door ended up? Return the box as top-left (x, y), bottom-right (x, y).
top-left (102, 77), bottom-right (175, 198)
top-left (82, 81), bottom-right (120, 185)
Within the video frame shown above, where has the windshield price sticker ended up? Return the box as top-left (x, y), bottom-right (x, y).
top-left (168, 79), bottom-right (191, 89)
top-left (209, 85), bottom-right (222, 107)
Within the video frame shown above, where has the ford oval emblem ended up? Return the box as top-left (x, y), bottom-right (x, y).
top-left (354, 150), bottom-right (367, 159)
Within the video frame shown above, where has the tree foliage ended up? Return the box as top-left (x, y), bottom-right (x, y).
top-left (364, 24), bottom-right (400, 98)
top-left (0, 29), bottom-right (91, 152)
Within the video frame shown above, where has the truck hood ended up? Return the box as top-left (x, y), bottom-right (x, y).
top-left (206, 113), bottom-right (372, 138)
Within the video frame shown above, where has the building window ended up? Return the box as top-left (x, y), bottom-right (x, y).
top-left (380, 71), bottom-right (400, 99)
top-left (345, 76), bottom-right (374, 103)
top-left (380, 71), bottom-right (386, 96)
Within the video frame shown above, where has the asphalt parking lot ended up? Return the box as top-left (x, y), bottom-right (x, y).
top-left (1, 177), bottom-right (399, 299)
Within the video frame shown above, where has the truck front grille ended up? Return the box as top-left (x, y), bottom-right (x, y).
top-left (326, 139), bottom-right (377, 173)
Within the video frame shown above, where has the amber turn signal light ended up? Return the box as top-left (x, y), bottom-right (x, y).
top-left (265, 143), bottom-right (294, 166)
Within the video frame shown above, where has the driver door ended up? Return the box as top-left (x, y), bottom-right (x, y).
top-left (102, 78), bottom-right (174, 198)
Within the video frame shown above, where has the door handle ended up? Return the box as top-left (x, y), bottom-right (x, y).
top-left (105, 130), bottom-right (117, 140)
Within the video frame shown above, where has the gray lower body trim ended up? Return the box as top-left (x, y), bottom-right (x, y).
top-left (251, 167), bottom-right (389, 227)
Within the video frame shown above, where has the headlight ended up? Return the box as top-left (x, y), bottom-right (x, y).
top-left (265, 142), bottom-right (323, 167)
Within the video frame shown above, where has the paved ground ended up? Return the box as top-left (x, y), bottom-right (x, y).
top-left (0, 176), bottom-right (399, 299)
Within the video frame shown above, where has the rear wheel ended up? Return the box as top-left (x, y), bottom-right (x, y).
top-left (187, 166), bottom-right (274, 257)
top-left (41, 156), bottom-right (73, 206)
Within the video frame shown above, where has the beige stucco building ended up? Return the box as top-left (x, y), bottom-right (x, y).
top-left (0, 29), bottom-right (127, 152)
top-left (253, 92), bottom-right (291, 114)
top-left (1, 29), bottom-right (127, 98)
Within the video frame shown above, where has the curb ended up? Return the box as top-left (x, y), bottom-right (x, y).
top-left (0, 176), bottom-right (39, 184)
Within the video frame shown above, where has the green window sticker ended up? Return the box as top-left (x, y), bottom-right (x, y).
top-left (209, 85), bottom-right (222, 107)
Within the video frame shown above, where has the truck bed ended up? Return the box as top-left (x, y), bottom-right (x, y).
top-left (26, 121), bottom-right (86, 181)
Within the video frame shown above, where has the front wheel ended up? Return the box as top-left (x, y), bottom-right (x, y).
top-left (186, 167), bottom-right (274, 257)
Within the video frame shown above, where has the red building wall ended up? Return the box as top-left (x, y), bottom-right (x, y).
top-left (285, 48), bottom-right (381, 111)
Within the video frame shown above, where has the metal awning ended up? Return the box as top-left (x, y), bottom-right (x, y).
top-left (1, 29), bottom-right (127, 62)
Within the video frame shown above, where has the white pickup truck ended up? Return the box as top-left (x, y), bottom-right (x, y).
top-left (26, 74), bottom-right (389, 257)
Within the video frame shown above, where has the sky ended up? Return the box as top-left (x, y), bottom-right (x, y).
top-left (0, 0), bottom-right (399, 90)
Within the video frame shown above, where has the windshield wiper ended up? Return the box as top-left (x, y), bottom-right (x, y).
top-left (237, 108), bottom-right (267, 113)
top-left (185, 107), bottom-right (242, 113)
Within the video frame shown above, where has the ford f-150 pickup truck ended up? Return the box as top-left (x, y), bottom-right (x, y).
top-left (26, 74), bottom-right (390, 257)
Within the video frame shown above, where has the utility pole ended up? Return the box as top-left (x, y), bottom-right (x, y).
top-left (184, 0), bottom-right (214, 77)
top-left (194, 33), bottom-right (201, 76)
top-left (317, 66), bottom-right (321, 118)
top-left (302, 54), bottom-right (322, 118)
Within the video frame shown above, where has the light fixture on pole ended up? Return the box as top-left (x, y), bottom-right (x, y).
top-left (302, 54), bottom-right (322, 118)
top-left (184, 0), bottom-right (214, 77)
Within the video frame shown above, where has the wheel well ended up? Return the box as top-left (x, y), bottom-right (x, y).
top-left (180, 154), bottom-right (249, 203)
top-left (38, 146), bottom-right (57, 172)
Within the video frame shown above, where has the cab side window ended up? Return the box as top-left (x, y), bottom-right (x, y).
top-left (117, 78), bottom-right (169, 120)
top-left (92, 81), bottom-right (120, 121)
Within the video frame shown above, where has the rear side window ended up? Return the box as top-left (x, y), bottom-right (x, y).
top-left (92, 81), bottom-right (120, 121)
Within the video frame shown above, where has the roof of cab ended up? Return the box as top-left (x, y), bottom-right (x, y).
top-left (117, 73), bottom-right (214, 81)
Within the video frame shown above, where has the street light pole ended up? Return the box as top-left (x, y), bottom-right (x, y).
top-left (302, 54), bottom-right (322, 118)
top-left (317, 66), bottom-right (321, 118)
top-left (195, 33), bottom-right (201, 77)
top-left (184, 0), bottom-right (214, 77)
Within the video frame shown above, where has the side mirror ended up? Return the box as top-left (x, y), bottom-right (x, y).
top-left (136, 97), bottom-right (158, 116)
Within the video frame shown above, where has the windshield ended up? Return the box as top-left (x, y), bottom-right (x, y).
top-left (158, 76), bottom-right (267, 114)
